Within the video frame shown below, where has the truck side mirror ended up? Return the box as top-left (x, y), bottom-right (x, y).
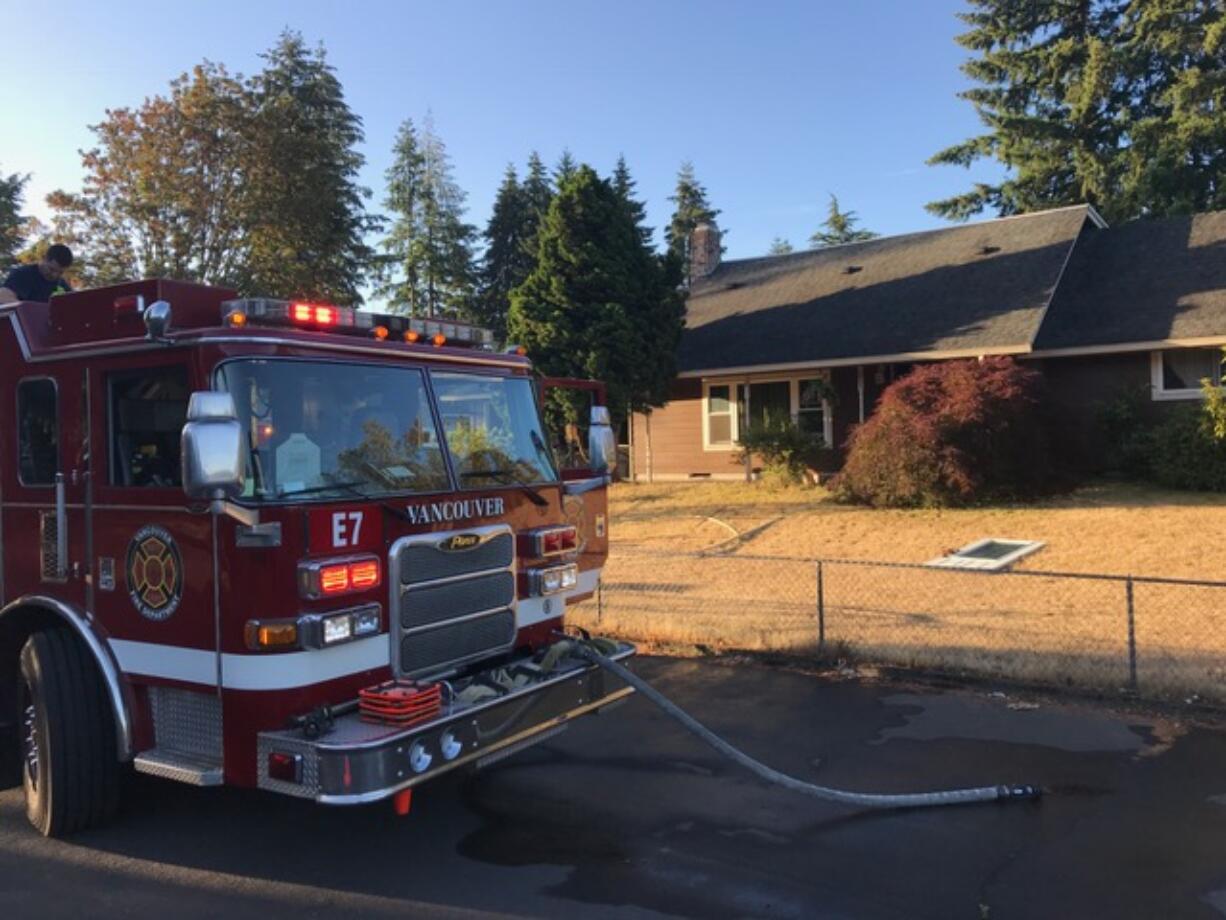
top-left (181, 391), bottom-right (246, 500)
top-left (588, 405), bottom-right (616, 476)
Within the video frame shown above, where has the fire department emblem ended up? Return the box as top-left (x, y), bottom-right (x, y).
top-left (126, 525), bottom-right (183, 621)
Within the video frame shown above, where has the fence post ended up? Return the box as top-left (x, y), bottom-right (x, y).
top-left (816, 560), bottom-right (825, 650)
top-left (1125, 575), bottom-right (1138, 692)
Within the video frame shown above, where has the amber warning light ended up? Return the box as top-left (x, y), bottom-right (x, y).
top-left (220, 298), bottom-right (498, 350)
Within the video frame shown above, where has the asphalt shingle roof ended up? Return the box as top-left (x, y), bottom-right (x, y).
top-left (678, 205), bottom-right (1091, 374)
top-left (1033, 210), bottom-right (1226, 350)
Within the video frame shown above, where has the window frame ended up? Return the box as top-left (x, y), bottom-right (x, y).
top-left (702, 375), bottom-right (834, 451)
top-left (106, 364), bottom-right (191, 490)
top-left (702, 381), bottom-right (737, 451)
top-left (16, 376), bottom-right (60, 488)
top-left (1150, 348), bottom-right (1225, 402)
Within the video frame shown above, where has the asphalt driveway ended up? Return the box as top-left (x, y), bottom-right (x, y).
top-left (2, 656), bottom-right (1225, 919)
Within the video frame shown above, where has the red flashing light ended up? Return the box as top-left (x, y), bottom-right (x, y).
top-left (299, 555), bottom-right (383, 600)
top-left (291, 303), bottom-right (340, 326)
top-left (349, 559), bottom-right (381, 590)
top-left (404, 330), bottom-right (421, 344)
top-left (372, 325), bottom-right (389, 341)
top-left (431, 333), bottom-right (447, 347)
top-left (319, 563), bottom-right (351, 595)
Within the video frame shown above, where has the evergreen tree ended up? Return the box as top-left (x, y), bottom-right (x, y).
top-left (768, 237), bottom-right (794, 256)
top-left (379, 116), bottom-right (478, 317)
top-left (1123, 1), bottom-right (1226, 216)
top-left (474, 164), bottom-right (530, 338)
top-left (378, 119), bottom-right (427, 313)
top-left (0, 169), bottom-right (28, 268)
top-left (520, 151), bottom-right (553, 261)
top-left (244, 31), bottom-right (378, 304)
top-left (932, 0), bottom-right (1226, 221)
top-left (553, 149), bottom-right (578, 185)
top-left (809, 195), bottom-right (878, 248)
top-left (509, 165), bottom-right (684, 420)
top-left (665, 161), bottom-right (721, 273)
top-left (612, 154), bottom-right (653, 247)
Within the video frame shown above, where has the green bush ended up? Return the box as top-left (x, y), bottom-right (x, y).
top-left (1099, 385), bottom-right (1157, 479)
top-left (735, 418), bottom-right (833, 485)
top-left (1149, 403), bottom-right (1226, 491)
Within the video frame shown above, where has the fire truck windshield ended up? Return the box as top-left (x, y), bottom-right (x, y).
top-left (430, 371), bottom-right (556, 490)
top-left (213, 360), bottom-right (556, 502)
top-left (216, 359), bottom-right (449, 501)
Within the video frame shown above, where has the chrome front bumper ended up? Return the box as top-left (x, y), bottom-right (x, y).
top-left (256, 641), bottom-right (635, 804)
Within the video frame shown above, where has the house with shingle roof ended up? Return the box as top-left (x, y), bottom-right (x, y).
top-left (629, 205), bottom-right (1226, 480)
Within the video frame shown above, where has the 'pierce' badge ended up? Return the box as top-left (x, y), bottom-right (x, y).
top-left (126, 525), bottom-right (184, 621)
top-left (439, 533), bottom-right (482, 552)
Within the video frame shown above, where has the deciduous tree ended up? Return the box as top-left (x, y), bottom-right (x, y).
top-left (43, 62), bottom-right (249, 286)
top-left (0, 169), bottom-right (28, 268)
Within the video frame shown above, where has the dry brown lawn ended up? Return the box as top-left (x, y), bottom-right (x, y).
top-left (567, 481), bottom-right (1226, 703)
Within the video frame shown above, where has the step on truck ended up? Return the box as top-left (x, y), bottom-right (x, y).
top-left (0, 279), bottom-right (633, 836)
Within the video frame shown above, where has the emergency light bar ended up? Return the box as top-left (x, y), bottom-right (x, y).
top-left (220, 299), bottom-right (497, 349)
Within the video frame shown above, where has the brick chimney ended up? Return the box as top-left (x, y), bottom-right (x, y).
top-left (689, 220), bottom-right (721, 282)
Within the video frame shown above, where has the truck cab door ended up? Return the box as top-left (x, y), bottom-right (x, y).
top-left (538, 378), bottom-right (613, 603)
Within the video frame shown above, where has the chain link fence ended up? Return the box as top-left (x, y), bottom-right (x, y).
top-left (567, 547), bottom-right (1226, 706)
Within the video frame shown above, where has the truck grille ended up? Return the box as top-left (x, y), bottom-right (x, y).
top-left (390, 526), bottom-right (517, 677)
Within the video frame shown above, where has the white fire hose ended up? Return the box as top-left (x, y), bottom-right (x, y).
top-left (566, 638), bottom-right (1041, 810)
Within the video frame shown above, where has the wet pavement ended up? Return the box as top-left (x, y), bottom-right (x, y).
top-left (2, 656), bottom-right (1226, 918)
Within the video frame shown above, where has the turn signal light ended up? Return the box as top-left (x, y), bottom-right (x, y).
top-left (404, 330), bottom-right (420, 343)
top-left (372, 325), bottom-right (389, 340)
top-left (245, 619), bottom-right (300, 650)
top-left (431, 333), bottom-right (447, 347)
top-left (226, 310), bottom-right (248, 327)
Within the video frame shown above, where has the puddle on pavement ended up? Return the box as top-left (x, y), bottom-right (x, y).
top-left (871, 693), bottom-right (1152, 753)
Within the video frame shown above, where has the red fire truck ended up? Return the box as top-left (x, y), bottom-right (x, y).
top-left (0, 279), bottom-right (633, 837)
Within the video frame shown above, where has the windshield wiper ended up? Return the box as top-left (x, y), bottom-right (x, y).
top-left (460, 468), bottom-right (549, 507)
top-left (272, 477), bottom-right (418, 524)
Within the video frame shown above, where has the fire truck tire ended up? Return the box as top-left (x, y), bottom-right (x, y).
top-left (18, 628), bottom-right (121, 837)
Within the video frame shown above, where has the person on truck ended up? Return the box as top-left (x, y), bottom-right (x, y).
top-left (0, 244), bottom-right (74, 304)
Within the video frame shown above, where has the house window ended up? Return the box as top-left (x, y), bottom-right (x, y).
top-left (17, 378), bottom-right (58, 486)
top-left (704, 376), bottom-right (834, 450)
top-left (704, 383), bottom-right (735, 448)
top-left (797, 378), bottom-right (828, 438)
top-left (741, 381), bottom-right (790, 430)
top-left (1151, 349), bottom-right (1224, 401)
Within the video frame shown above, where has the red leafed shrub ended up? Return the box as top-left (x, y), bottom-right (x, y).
top-left (832, 357), bottom-right (1064, 507)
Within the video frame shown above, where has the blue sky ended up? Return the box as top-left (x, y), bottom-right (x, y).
top-left (3, 0), bottom-right (1005, 272)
